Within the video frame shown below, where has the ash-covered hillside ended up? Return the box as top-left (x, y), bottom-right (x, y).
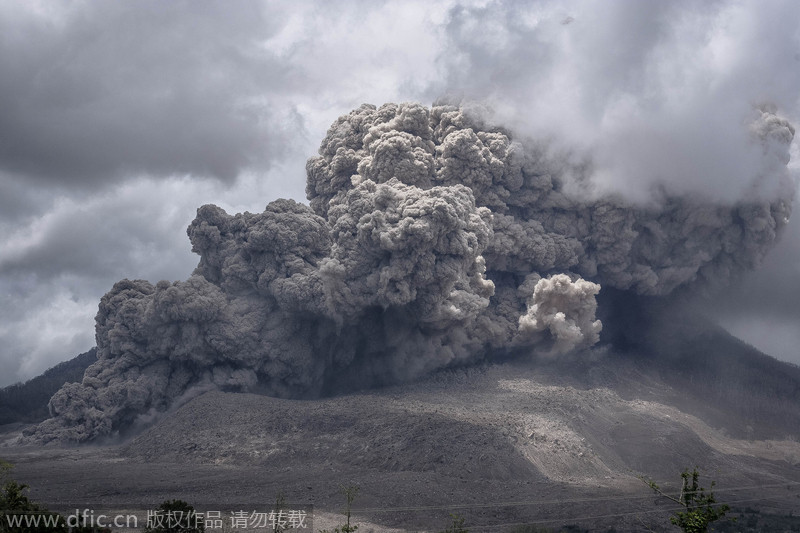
top-left (0, 348), bottom-right (96, 426)
top-left (6, 324), bottom-right (800, 531)
top-left (26, 102), bottom-right (795, 444)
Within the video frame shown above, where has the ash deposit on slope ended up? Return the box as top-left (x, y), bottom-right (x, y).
top-left (28, 103), bottom-right (795, 443)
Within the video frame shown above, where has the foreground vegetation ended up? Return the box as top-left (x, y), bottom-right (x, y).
top-left (5, 458), bottom-right (800, 532)
top-left (1, 459), bottom-right (109, 533)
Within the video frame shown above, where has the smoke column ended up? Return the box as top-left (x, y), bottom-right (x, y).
top-left (28, 102), bottom-right (794, 443)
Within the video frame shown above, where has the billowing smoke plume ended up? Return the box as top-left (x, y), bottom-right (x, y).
top-left (28, 103), bottom-right (794, 443)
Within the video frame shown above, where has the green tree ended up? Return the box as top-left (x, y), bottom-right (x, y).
top-left (1, 460), bottom-right (111, 533)
top-left (320, 485), bottom-right (358, 533)
top-left (0, 461), bottom-right (11, 484)
top-left (144, 499), bottom-right (204, 533)
top-left (438, 513), bottom-right (468, 533)
top-left (642, 467), bottom-right (729, 533)
top-left (272, 491), bottom-right (286, 533)
top-left (1, 460), bottom-right (65, 533)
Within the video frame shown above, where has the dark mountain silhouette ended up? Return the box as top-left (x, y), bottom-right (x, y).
top-left (0, 348), bottom-right (96, 426)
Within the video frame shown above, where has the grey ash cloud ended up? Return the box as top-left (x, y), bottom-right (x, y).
top-left (2, 1), bottom-right (800, 424)
top-left (28, 102), bottom-right (794, 443)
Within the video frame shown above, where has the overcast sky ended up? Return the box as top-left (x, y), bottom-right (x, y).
top-left (1, 0), bottom-right (799, 387)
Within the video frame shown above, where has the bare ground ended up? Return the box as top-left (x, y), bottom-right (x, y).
top-left (3, 357), bottom-right (800, 532)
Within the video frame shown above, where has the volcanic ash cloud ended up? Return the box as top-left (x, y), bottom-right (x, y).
top-left (28, 102), bottom-right (794, 443)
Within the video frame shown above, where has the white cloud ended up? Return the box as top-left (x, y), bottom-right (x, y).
top-left (436, 0), bottom-right (800, 201)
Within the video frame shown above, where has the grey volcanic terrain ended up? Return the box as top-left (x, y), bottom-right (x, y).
top-left (4, 103), bottom-right (800, 531)
top-left (4, 316), bottom-right (800, 532)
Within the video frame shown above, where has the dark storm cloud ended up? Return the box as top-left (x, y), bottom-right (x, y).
top-left (0, 172), bottom-right (52, 221)
top-left (1, 191), bottom-right (186, 280)
top-left (0, 176), bottom-right (203, 385)
top-left (0, 274), bottom-right (97, 385)
top-left (0, 0), bottom-right (314, 386)
top-left (0, 1), bottom-right (296, 185)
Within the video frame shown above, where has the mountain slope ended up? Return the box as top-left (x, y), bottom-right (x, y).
top-left (3, 306), bottom-right (800, 531)
top-left (597, 289), bottom-right (800, 439)
top-left (4, 336), bottom-right (800, 531)
top-left (0, 348), bottom-right (96, 426)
